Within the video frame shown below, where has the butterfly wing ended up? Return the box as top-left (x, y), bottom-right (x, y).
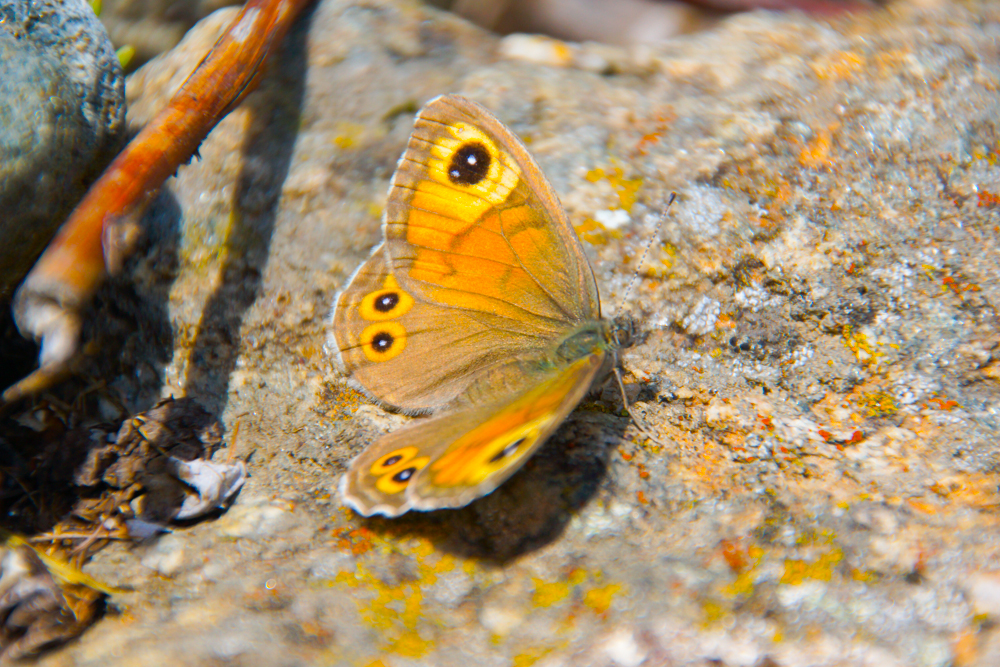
top-left (331, 95), bottom-right (601, 412)
top-left (384, 95), bottom-right (600, 327)
top-left (339, 352), bottom-right (605, 517)
top-left (330, 245), bottom-right (562, 411)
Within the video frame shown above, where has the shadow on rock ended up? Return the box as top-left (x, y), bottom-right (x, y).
top-left (182, 6), bottom-right (314, 414)
top-left (358, 412), bottom-right (627, 564)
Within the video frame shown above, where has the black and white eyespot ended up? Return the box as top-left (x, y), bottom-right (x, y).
top-left (448, 142), bottom-right (491, 186)
top-left (489, 437), bottom-right (526, 464)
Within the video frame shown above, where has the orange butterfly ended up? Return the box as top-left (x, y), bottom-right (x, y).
top-left (330, 95), bottom-right (630, 517)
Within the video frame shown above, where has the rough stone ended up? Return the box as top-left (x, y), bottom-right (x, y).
top-left (22, 0), bottom-right (1000, 665)
top-left (0, 0), bottom-right (125, 300)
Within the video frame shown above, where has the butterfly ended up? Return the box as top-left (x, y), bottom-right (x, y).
top-left (329, 94), bottom-right (633, 517)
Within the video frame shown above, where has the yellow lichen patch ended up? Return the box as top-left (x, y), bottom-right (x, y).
top-left (512, 646), bottom-right (561, 667)
top-left (532, 578), bottom-right (571, 608)
top-left (842, 325), bottom-right (883, 368)
top-left (332, 121), bottom-right (367, 149)
top-left (532, 569), bottom-right (586, 608)
top-left (584, 166), bottom-right (642, 212)
top-left (574, 218), bottom-right (621, 246)
top-left (333, 563), bottom-right (432, 658)
top-left (850, 567), bottom-right (879, 583)
top-left (855, 389), bottom-right (898, 418)
top-left (781, 547), bottom-right (843, 585)
top-left (583, 583), bottom-right (622, 615)
top-left (530, 570), bottom-right (623, 619)
top-left (700, 598), bottom-right (729, 627)
top-left (722, 544), bottom-right (764, 598)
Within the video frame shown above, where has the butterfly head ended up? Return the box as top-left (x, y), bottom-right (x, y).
top-left (610, 313), bottom-right (638, 351)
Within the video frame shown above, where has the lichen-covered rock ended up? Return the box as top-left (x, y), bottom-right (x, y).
top-left (20, 0), bottom-right (1000, 665)
top-left (0, 0), bottom-right (125, 300)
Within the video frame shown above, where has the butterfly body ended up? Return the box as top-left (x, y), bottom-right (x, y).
top-left (330, 95), bottom-right (627, 517)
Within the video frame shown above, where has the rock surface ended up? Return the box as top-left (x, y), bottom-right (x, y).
top-left (25, 0), bottom-right (1000, 665)
top-left (0, 0), bottom-right (126, 300)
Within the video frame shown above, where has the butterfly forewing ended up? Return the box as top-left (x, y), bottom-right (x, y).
top-left (385, 95), bottom-right (601, 328)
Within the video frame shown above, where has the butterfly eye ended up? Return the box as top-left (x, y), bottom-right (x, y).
top-left (448, 142), bottom-right (490, 186)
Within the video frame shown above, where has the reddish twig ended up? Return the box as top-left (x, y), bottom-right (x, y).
top-left (6, 0), bottom-right (315, 403)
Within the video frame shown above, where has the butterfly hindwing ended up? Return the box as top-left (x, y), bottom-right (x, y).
top-left (339, 353), bottom-right (606, 517)
top-left (331, 245), bottom-right (572, 412)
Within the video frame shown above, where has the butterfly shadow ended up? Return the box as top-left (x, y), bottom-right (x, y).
top-left (358, 409), bottom-right (630, 565)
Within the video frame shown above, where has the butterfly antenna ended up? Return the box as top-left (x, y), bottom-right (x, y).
top-left (610, 193), bottom-right (675, 448)
top-left (612, 192), bottom-right (676, 319)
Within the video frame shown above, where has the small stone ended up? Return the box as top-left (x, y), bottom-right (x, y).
top-left (479, 604), bottom-right (525, 636)
top-left (963, 572), bottom-right (1000, 618)
top-left (140, 534), bottom-right (186, 577)
top-left (215, 500), bottom-right (294, 540)
top-left (600, 629), bottom-right (647, 667)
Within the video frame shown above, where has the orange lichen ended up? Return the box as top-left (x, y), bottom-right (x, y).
top-left (978, 190), bottom-right (1000, 207)
top-left (810, 51), bottom-right (866, 80)
top-left (906, 498), bottom-right (938, 514)
top-left (723, 544), bottom-right (764, 598)
top-left (952, 629), bottom-right (979, 667)
top-left (334, 527), bottom-right (376, 556)
top-left (799, 126), bottom-right (835, 168)
top-left (929, 473), bottom-right (1000, 508)
top-left (925, 396), bottom-right (960, 411)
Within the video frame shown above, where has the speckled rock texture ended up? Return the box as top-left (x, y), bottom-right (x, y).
top-left (0, 0), bottom-right (126, 300)
top-left (28, 0), bottom-right (1000, 665)
top-left (95, 0), bottom-right (241, 67)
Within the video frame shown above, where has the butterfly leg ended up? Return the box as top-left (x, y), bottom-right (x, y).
top-left (613, 367), bottom-right (666, 448)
